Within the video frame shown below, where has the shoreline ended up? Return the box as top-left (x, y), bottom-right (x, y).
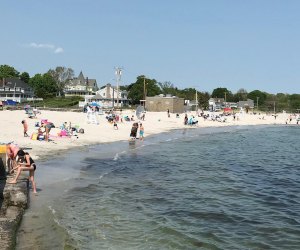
top-left (1, 109), bottom-right (296, 161)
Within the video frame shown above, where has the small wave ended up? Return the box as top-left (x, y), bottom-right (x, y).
top-left (113, 153), bottom-right (119, 161)
top-left (48, 205), bottom-right (56, 215)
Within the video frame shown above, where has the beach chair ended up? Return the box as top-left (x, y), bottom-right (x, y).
top-left (27, 108), bottom-right (36, 119)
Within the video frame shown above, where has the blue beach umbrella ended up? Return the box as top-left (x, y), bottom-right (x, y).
top-left (90, 102), bottom-right (99, 107)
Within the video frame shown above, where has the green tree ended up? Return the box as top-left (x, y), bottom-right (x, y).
top-left (20, 72), bottom-right (30, 83)
top-left (198, 91), bottom-right (210, 109)
top-left (127, 75), bottom-right (161, 104)
top-left (289, 94), bottom-right (300, 112)
top-left (48, 66), bottom-right (74, 96)
top-left (211, 87), bottom-right (233, 101)
top-left (29, 73), bottom-right (58, 98)
top-left (177, 88), bottom-right (197, 101)
top-left (234, 88), bottom-right (248, 101)
top-left (247, 90), bottom-right (267, 110)
top-left (158, 81), bottom-right (178, 96)
top-left (0, 65), bottom-right (19, 78)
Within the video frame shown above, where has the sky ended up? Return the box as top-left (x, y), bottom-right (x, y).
top-left (1, 0), bottom-right (300, 94)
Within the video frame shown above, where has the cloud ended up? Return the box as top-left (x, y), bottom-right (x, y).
top-left (54, 47), bottom-right (64, 54)
top-left (27, 42), bottom-right (64, 54)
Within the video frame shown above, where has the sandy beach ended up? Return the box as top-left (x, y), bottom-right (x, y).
top-left (0, 109), bottom-right (295, 161)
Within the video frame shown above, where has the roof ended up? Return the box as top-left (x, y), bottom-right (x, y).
top-left (78, 71), bottom-right (85, 82)
top-left (66, 71), bottom-right (98, 88)
top-left (0, 78), bottom-right (30, 89)
top-left (92, 93), bottom-right (104, 99)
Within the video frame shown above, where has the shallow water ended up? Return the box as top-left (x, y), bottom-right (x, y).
top-left (16, 125), bottom-right (300, 249)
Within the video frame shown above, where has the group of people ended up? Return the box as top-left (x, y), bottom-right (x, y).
top-left (130, 122), bottom-right (144, 140)
top-left (22, 119), bottom-right (54, 142)
top-left (184, 114), bottom-right (199, 125)
top-left (6, 143), bottom-right (37, 194)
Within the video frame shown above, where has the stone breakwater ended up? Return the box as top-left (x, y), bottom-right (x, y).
top-left (0, 152), bottom-right (29, 250)
top-left (0, 178), bottom-right (28, 250)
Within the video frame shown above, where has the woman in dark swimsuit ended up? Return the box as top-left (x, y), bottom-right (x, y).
top-left (8, 150), bottom-right (37, 193)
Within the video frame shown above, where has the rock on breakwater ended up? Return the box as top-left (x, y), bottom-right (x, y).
top-left (0, 153), bottom-right (29, 250)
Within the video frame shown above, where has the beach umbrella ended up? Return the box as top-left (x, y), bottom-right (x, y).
top-left (136, 105), bottom-right (145, 119)
top-left (90, 102), bottom-right (99, 107)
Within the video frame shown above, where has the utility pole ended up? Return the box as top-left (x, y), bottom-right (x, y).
top-left (274, 101), bottom-right (276, 114)
top-left (115, 67), bottom-right (122, 108)
top-left (143, 77), bottom-right (146, 107)
top-left (224, 91), bottom-right (227, 103)
top-left (256, 97), bottom-right (259, 111)
top-left (112, 88), bottom-right (115, 109)
top-left (195, 89), bottom-right (198, 112)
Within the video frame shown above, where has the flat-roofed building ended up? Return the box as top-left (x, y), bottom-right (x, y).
top-left (145, 95), bottom-right (184, 113)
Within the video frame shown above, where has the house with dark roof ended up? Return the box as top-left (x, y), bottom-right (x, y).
top-left (0, 78), bottom-right (34, 103)
top-left (64, 71), bottom-right (98, 96)
top-left (237, 99), bottom-right (254, 109)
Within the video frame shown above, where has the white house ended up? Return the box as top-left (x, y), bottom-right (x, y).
top-left (64, 71), bottom-right (98, 96)
top-left (0, 78), bottom-right (36, 103)
top-left (96, 83), bottom-right (129, 107)
top-left (79, 83), bottom-right (129, 108)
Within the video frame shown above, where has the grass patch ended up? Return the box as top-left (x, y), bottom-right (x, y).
top-left (23, 96), bottom-right (84, 108)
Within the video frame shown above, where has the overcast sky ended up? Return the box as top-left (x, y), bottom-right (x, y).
top-left (1, 0), bottom-right (300, 94)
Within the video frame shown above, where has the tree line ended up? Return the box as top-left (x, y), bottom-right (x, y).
top-left (125, 76), bottom-right (300, 112)
top-left (1, 64), bottom-right (299, 112)
top-left (0, 64), bottom-right (73, 99)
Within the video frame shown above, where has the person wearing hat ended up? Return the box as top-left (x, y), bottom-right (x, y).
top-left (8, 150), bottom-right (37, 193)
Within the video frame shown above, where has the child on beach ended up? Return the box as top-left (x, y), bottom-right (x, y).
top-left (22, 120), bottom-right (29, 137)
top-left (139, 123), bottom-right (144, 140)
top-left (8, 150), bottom-right (37, 193)
top-left (113, 120), bottom-right (118, 130)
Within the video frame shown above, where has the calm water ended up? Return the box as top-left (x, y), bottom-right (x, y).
top-left (16, 125), bottom-right (300, 250)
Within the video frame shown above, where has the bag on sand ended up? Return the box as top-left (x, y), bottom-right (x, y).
top-left (31, 133), bottom-right (38, 140)
top-left (79, 128), bottom-right (84, 134)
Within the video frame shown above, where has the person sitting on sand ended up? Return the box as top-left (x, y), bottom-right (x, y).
top-left (8, 150), bottom-right (37, 193)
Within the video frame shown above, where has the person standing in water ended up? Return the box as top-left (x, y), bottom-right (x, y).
top-left (139, 123), bottom-right (145, 141)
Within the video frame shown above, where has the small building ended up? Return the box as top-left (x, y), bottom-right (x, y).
top-left (237, 99), bottom-right (254, 109)
top-left (0, 78), bottom-right (35, 103)
top-left (64, 71), bottom-right (98, 96)
top-left (208, 98), bottom-right (225, 111)
top-left (145, 95), bottom-right (184, 113)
